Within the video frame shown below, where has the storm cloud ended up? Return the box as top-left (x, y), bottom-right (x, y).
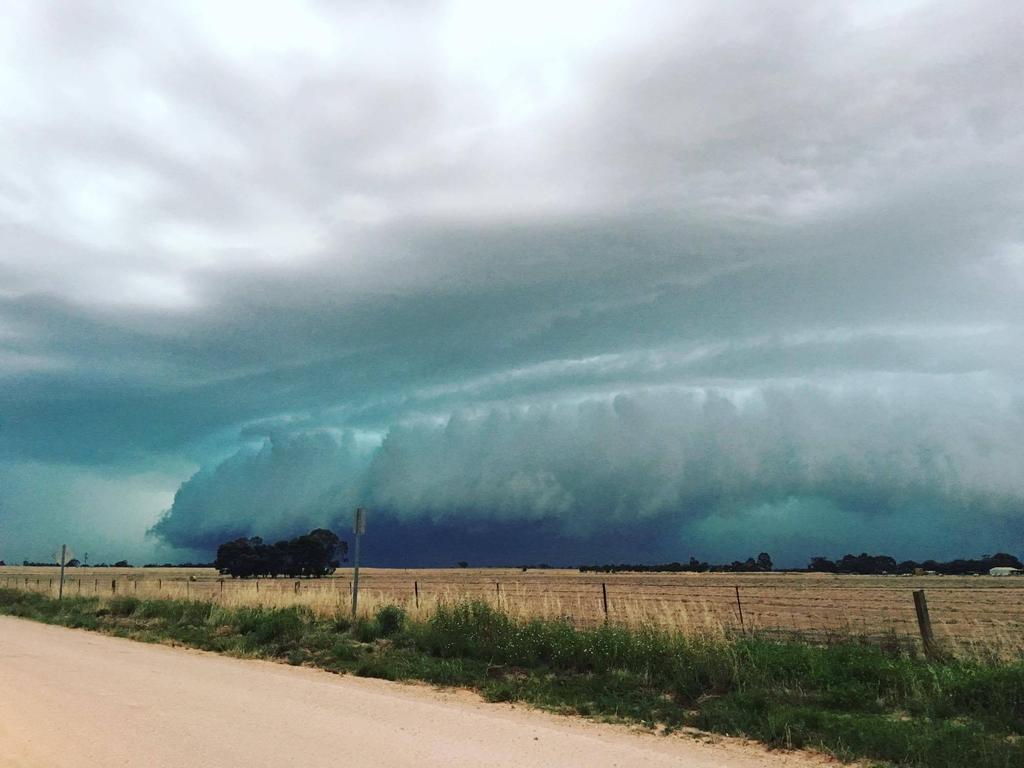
top-left (1, 1), bottom-right (1022, 564)
top-left (152, 382), bottom-right (1024, 565)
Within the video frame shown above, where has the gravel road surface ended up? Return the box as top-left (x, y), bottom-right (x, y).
top-left (0, 616), bottom-right (835, 768)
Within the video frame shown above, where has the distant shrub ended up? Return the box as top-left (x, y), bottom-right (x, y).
top-left (352, 616), bottom-right (380, 643)
top-left (238, 606), bottom-right (308, 646)
top-left (375, 605), bottom-right (406, 637)
top-left (332, 641), bottom-right (360, 662)
top-left (108, 596), bottom-right (141, 616)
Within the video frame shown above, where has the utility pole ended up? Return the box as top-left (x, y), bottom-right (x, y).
top-left (351, 507), bottom-right (366, 619)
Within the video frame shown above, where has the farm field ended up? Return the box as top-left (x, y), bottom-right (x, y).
top-left (4, 565), bottom-right (1022, 657)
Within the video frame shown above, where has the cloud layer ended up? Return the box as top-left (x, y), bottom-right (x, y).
top-left (1, 1), bottom-right (1022, 563)
top-left (153, 383), bottom-right (1024, 565)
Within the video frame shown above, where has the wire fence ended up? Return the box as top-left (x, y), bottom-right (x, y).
top-left (3, 569), bottom-right (1022, 658)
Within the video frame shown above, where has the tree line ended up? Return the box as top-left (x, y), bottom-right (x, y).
top-left (215, 528), bottom-right (347, 578)
top-left (579, 551), bottom-right (1022, 575)
top-left (580, 554), bottom-right (773, 573)
top-left (20, 559), bottom-right (131, 567)
top-left (808, 552), bottom-right (1023, 575)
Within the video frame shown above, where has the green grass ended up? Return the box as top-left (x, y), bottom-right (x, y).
top-left (1, 588), bottom-right (1020, 767)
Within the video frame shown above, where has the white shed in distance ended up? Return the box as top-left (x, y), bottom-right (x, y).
top-left (989, 567), bottom-right (1022, 576)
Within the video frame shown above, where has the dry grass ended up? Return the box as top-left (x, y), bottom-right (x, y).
top-left (3, 566), bottom-right (1022, 657)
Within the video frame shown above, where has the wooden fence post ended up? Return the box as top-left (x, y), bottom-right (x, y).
top-left (913, 590), bottom-right (938, 659)
top-left (111, 579), bottom-right (117, 594)
top-left (735, 586), bottom-right (746, 634)
top-left (414, 580), bottom-right (419, 609)
top-left (601, 583), bottom-right (609, 620)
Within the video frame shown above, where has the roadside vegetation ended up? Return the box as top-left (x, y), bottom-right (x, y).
top-left (1, 588), bottom-right (1021, 768)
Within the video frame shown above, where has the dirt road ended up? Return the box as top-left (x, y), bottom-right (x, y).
top-left (0, 617), bottom-right (832, 767)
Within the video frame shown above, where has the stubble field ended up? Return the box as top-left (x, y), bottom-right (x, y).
top-left (3, 566), bottom-right (1022, 657)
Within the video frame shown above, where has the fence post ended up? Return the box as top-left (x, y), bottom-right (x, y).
top-left (57, 544), bottom-right (67, 600)
top-left (219, 579), bottom-right (224, 600)
top-left (111, 579), bottom-right (117, 594)
top-left (495, 581), bottom-right (501, 601)
top-left (602, 583), bottom-right (609, 620)
top-left (913, 590), bottom-right (938, 659)
top-left (294, 580), bottom-right (300, 594)
top-left (351, 507), bottom-right (365, 619)
top-left (414, 580), bottom-right (419, 609)
top-left (735, 586), bottom-right (746, 634)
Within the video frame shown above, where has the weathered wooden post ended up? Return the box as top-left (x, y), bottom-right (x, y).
top-left (735, 586), bottom-right (746, 634)
top-left (414, 580), bottom-right (420, 609)
top-left (351, 507), bottom-right (366, 619)
top-left (57, 544), bottom-right (68, 600)
top-left (111, 579), bottom-right (117, 594)
top-left (602, 583), bottom-right (609, 620)
top-left (913, 590), bottom-right (938, 659)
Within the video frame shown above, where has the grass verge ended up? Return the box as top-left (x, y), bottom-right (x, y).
top-left (1, 588), bottom-right (1021, 767)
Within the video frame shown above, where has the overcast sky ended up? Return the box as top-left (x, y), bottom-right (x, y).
top-left (1, 0), bottom-right (1022, 566)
